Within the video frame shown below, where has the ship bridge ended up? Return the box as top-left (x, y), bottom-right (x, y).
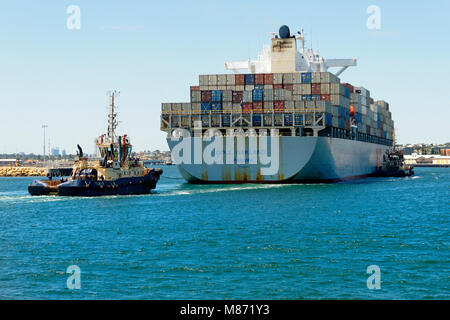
top-left (224, 25), bottom-right (357, 76)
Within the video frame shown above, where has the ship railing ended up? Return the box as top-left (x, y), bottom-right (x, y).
top-left (161, 107), bottom-right (326, 132)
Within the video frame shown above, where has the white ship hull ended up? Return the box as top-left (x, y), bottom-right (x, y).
top-left (167, 136), bottom-right (389, 183)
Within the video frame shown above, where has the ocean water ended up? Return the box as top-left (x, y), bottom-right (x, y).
top-left (0, 166), bottom-right (448, 300)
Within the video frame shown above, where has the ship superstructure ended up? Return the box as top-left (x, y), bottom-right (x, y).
top-left (160, 26), bottom-right (394, 183)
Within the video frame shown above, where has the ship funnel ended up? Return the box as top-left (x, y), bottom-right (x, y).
top-left (279, 25), bottom-right (291, 39)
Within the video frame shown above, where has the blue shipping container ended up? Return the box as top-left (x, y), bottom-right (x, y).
top-left (245, 74), bottom-right (255, 85)
top-left (339, 117), bottom-right (345, 129)
top-left (325, 113), bottom-right (332, 126)
top-left (211, 90), bottom-right (222, 102)
top-left (302, 95), bottom-right (312, 101)
top-left (222, 114), bottom-right (231, 126)
top-left (201, 102), bottom-right (212, 112)
top-left (254, 84), bottom-right (264, 90)
top-left (311, 94), bottom-right (321, 101)
top-left (252, 89), bottom-right (263, 101)
top-left (343, 86), bottom-right (350, 98)
top-left (301, 72), bottom-right (311, 83)
top-left (252, 114), bottom-right (262, 126)
top-left (284, 114), bottom-right (293, 126)
top-left (295, 114), bottom-right (303, 125)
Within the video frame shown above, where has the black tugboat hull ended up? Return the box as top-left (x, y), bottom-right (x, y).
top-left (28, 180), bottom-right (60, 196)
top-left (57, 169), bottom-right (162, 197)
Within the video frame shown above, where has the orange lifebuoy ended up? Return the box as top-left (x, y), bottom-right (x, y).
top-left (349, 105), bottom-right (355, 117)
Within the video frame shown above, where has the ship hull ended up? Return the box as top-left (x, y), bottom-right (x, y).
top-left (167, 136), bottom-right (389, 183)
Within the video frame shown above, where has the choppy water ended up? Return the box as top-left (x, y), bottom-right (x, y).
top-left (0, 167), bottom-right (448, 299)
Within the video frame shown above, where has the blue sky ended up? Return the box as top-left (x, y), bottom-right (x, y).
top-left (1, 0), bottom-right (449, 154)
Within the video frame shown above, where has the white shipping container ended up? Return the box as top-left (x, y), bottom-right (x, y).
top-left (264, 89), bottom-right (273, 101)
top-left (226, 74), bottom-right (235, 86)
top-left (200, 85), bottom-right (208, 90)
top-left (172, 103), bottom-right (182, 112)
top-left (243, 90), bottom-right (253, 102)
top-left (320, 83), bottom-right (330, 94)
top-left (311, 72), bottom-right (321, 83)
top-left (244, 85), bottom-right (254, 91)
top-left (235, 85), bottom-right (245, 91)
top-left (208, 86), bottom-right (218, 90)
top-left (191, 90), bottom-right (201, 103)
top-left (208, 75), bottom-right (217, 86)
top-left (293, 84), bottom-right (302, 95)
top-left (293, 94), bottom-right (302, 101)
top-left (222, 90), bottom-right (233, 102)
top-left (284, 90), bottom-right (292, 100)
top-left (199, 75), bottom-right (208, 86)
top-left (293, 73), bottom-right (302, 84)
top-left (282, 73), bottom-right (294, 84)
top-left (218, 85), bottom-right (227, 90)
top-left (320, 72), bottom-right (340, 84)
top-left (273, 73), bottom-right (283, 84)
top-left (301, 83), bottom-right (311, 95)
top-left (217, 74), bottom-right (227, 86)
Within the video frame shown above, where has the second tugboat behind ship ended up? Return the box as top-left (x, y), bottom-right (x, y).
top-left (29, 91), bottom-right (162, 196)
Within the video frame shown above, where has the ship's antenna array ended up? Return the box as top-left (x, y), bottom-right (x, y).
top-left (107, 90), bottom-right (120, 143)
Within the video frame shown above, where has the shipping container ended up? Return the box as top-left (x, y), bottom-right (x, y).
top-left (161, 103), bottom-right (171, 114)
top-left (222, 90), bottom-right (232, 102)
top-left (243, 90), bottom-right (253, 103)
top-left (320, 94), bottom-right (331, 102)
top-left (273, 88), bottom-right (284, 101)
top-left (264, 73), bottom-right (274, 85)
top-left (211, 90), bottom-right (222, 102)
top-left (301, 83), bottom-right (311, 95)
top-left (222, 102), bottom-right (232, 113)
top-left (320, 83), bottom-right (330, 94)
top-left (274, 101), bottom-right (284, 113)
top-left (283, 73), bottom-right (294, 84)
top-left (263, 89), bottom-right (273, 101)
top-left (201, 102), bottom-right (212, 112)
top-left (311, 72), bottom-right (321, 83)
top-left (235, 74), bottom-right (245, 85)
top-left (252, 114), bottom-right (262, 126)
top-left (301, 72), bottom-right (311, 83)
top-left (253, 101), bottom-right (263, 112)
top-left (273, 73), bottom-right (283, 84)
top-left (217, 75), bottom-right (227, 86)
top-left (311, 83), bottom-right (321, 95)
top-left (232, 91), bottom-right (243, 103)
top-left (244, 74), bottom-right (255, 85)
top-left (284, 114), bottom-right (293, 126)
top-left (232, 103), bottom-right (242, 113)
top-left (222, 114), bottom-right (231, 127)
top-left (208, 75), bottom-right (217, 86)
top-left (320, 72), bottom-right (340, 84)
top-left (263, 101), bottom-right (274, 112)
top-left (191, 103), bottom-right (201, 114)
top-left (226, 74), bottom-right (235, 86)
top-left (295, 114), bottom-right (303, 125)
top-left (264, 114), bottom-right (273, 126)
top-left (253, 89), bottom-right (263, 101)
top-left (255, 74), bottom-right (264, 85)
top-left (191, 90), bottom-right (201, 103)
top-left (242, 102), bottom-right (253, 114)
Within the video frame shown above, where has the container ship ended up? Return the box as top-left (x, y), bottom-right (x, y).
top-left (160, 26), bottom-right (394, 183)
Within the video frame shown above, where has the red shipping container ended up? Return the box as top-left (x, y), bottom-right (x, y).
top-left (274, 101), bottom-right (284, 113)
top-left (255, 74), bottom-right (264, 85)
top-left (366, 126), bottom-right (371, 135)
top-left (283, 84), bottom-right (294, 92)
top-left (343, 83), bottom-right (354, 93)
top-left (273, 84), bottom-right (283, 89)
top-left (190, 86), bottom-right (200, 92)
top-left (311, 83), bottom-right (321, 95)
top-left (320, 94), bottom-right (331, 102)
top-left (369, 97), bottom-right (374, 104)
top-left (253, 101), bottom-right (263, 112)
top-left (235, 74), bottom-right (245, 85)
top-left (380, 123), bottom-right (384, 131)
top-left (232, 91), bottom-right (243, 103)
top-left (264, 73), bottom-right (273, 85)
top-left (201, 91), bottom-right (212, 102)
top-left (242, 102), bottom-right (253, 114)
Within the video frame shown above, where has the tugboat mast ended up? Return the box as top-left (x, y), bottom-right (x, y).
top-left (107, 90), bottom-right (119, 143)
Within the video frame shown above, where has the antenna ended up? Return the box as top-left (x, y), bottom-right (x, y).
top-left (107, 90), bottom-right (120, 143)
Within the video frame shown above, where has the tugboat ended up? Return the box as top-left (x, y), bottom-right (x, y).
top-left (376, 149), bottom-right (414, 177)
top-left (28, 91), bottom-right (162, 196)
